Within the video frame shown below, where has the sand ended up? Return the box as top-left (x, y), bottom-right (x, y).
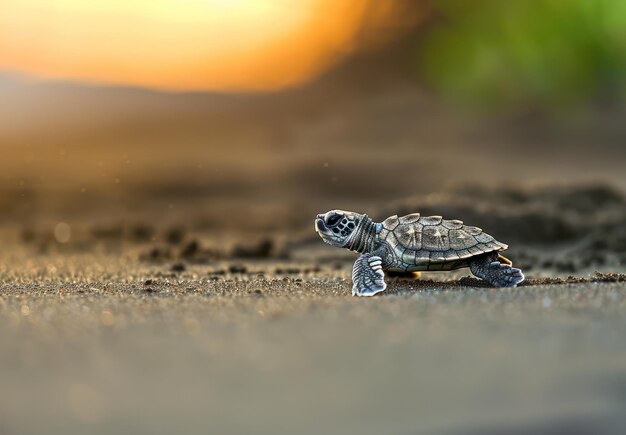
top-left (1, 184), bottom-right (625, 434)
top-left (1, 248), bottom-right (625, 434)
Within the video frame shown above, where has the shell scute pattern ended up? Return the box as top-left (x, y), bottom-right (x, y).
top-left (382, 215), bottom-right (400, 231)
top-left (444, 251), bottom-right (459, 261)
top-left (399, 213), bottom-right (421, 224)
top-left (488, 243), bottom-right (500, 252)
top-left (401, 249), bottom-right (416, 264)
top-left (421, 226), bottom-right (450, 251)
top-left (442, 219), bottom-right (463, 230)
top-left (419, 215), bottom-right (443, 226)
top-left (385, 231), bottom-right (401, 250)
top-left (449, 229), bottom-right (477, 250)
top-left (430, 252), bottom-right (446, 262)
top-left (475, 232), bottom-right (495, 244)
top-left (381, 213), bottom-right (507, 267)
top-left (465, 226), bottom-right (482, 235)
top-left (379, 228), bottom-right (389, 241)
top-left (414, 250), bottom-right (431, 265)
top-left (476, 243), bottom-right (490, 252)
top-left (468, 246), bottom-right (483, 255)
top-left (394, 222), bottom-right (423, 250)
top-left (428, 263), bottom-right (451, 271)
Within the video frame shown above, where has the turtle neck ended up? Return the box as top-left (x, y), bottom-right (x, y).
top-left (345, 214), bottom-right (377, 253)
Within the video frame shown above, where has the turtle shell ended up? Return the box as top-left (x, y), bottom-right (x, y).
top-left (379, 213), bottom-right (508, 268)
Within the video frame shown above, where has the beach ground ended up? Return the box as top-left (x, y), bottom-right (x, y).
top-left (1, 244), bottom-right (625, 434)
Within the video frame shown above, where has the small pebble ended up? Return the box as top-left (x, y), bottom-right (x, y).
top-left (229, 264), bottom-right (247, 274)
top-left (171, 263), bottom-right (186, 272)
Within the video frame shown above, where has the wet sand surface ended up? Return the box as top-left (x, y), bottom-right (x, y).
top-left (1, 185), bottom-right (626, 434)
top-left (1, 248), bottom-right (625, 434)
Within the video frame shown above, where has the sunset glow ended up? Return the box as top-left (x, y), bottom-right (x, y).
top-left (0, 0), bottom-right (418, 91)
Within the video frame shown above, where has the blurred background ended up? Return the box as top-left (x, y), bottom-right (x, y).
top-left (2, 0), bottom-right (625, 235)
top-left (2, 2), bottom-right (626, 434)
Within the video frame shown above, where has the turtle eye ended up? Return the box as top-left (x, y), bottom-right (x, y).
top-left (326, 214), bottom-right (342, 226)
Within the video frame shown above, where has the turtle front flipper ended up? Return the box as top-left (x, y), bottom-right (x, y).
top-left (469, 252), bottom-right (525, 288)
top-left (352, 253), bottom-right (387, 297)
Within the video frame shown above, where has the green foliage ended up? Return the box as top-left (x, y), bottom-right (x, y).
top-left (419, 0), bottom-right (626, 109)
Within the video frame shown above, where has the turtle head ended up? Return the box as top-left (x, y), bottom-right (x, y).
top-left (314, 210), bottom-right (363, 248)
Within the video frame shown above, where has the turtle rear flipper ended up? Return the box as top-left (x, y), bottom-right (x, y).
top-left (470, 253), bottom-right (525, 288)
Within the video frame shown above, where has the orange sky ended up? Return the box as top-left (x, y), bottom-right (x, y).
top-left (0, 0), bottom-right (420, 91)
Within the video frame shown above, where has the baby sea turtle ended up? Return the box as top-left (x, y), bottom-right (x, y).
top-left (315, 210), bottom-right (524, 296)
